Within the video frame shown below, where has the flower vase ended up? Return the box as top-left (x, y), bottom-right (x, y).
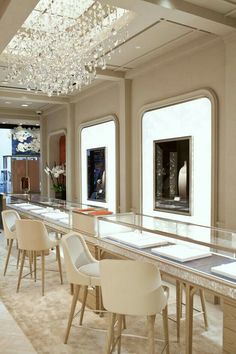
top-left (55, 190), bottom-right (66, 200)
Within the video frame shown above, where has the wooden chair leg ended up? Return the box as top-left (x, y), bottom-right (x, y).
top-left (16, 249), bottom-right (21, 270)
top-left (34, 251), bottom-right (37, 282)
top-left (56, 245), bottom-right (63, 284)
top-left (70, 283), bottom-right (74, 295)
top-left (16, 250), bottom-right (26, 292)
top-left (162, 305), bottom-right (170, 354)
top-left (104, 312), bottom-right (116, 354)
top-left (117, 314), bottom-right (123, 354)
top-left (28, 251), bottom-right (33, 278)
top-left (185, 284), bottom-right (194, 354)
top-left (64, 284), bottom-right (80, 344)
top-left (41, 251), bottom-right (45, 296)
top-left (4, 239), bottom-right (13, 276)
top-left (176, 280), bottom-right (181, 342)
top-left (147, 314), bottom-right (156, 354)
top-left (79, 285), bottom-right (88, 325)
top-left (199, 289), bottom-right (208, 330)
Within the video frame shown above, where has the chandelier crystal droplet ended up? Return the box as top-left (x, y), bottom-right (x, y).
top-left (2, 0), bottom-right (131, 96)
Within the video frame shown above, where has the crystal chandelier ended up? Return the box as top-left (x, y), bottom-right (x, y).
top-left (2, 0), bottom-right (131, 96)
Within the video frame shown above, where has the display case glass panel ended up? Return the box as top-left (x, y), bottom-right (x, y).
top-left (6, 194), bottom-right (106, 235)
top-left (98, 213), bottom-right (236, 286)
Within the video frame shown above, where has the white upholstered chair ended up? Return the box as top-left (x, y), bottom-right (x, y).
top-left (15, 219), bottom-right (63, 296)
top-left (100, 259), bottom-right (170, 354)
top-left (1, 210), bottom-right (21, 275)
top-left (61, 232), bottom-right (100, 344)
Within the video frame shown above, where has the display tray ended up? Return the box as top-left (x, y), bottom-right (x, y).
top-left (30, 208), bottom-right (52, 214)
top-left (151, 244), bottom-right (212, 262)
top-left (12, 203), bottom-right (35, 208)
top-left (211, 262), bottom-right (236, 280)
top-left (44, 212), bottom-right (69, 220)
top-left (59, 218), bottom-right (70, 225)
top-left (106, 231), bottom-right (169, 249)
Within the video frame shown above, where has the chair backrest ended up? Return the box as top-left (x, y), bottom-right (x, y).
top-left (1, 210), bottom-right (20, 240)
top-left (61, 232), bottom-right (96, 285)
top-left (15, 219), bottom-right (51, 251)
top-left (100, 260), bottom-right (167, 316)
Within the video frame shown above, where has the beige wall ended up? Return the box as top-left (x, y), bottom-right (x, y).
top-left (43, 35), bottom-right (236, 228)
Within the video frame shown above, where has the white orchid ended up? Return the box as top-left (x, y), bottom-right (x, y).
top-left (44, 163), bottom-right (66, 192)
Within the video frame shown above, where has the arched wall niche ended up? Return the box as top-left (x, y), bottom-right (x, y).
top-left (47, 129), bottom-right (67, 198)
top-left (140, 88), bottom-right (217, 227)
top-left (78, 115), bottom-right (119, 213)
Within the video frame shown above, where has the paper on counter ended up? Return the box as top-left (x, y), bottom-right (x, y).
top-left (45, 212), bottom-right (69, 220)
top-left (151, 244), bottom-right (211, 262)
top-left (18, 204), bottom-right (43, 210)
top-left (211, 262), bottom-right (236, 280)
top-left (106, 231), bottom-right (168, 249)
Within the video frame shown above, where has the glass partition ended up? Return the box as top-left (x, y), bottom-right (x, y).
top-left (6, 193), bottom-right (107, 236)
top-left (98, 213), bottom-right (236, 285)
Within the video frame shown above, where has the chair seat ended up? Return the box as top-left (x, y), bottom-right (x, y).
top-left (79, 262), bottom-right (100, 285)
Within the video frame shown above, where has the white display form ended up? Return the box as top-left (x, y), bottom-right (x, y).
top-left (45, 212), bottom-right (69, 220)
top-left (106, 231), bottom-right (169, 249)
top-left (13, 203), bottom-right (41, 210)
top-left (30, 207), bottom-right (54, 214)
top-left (211, 262), bottom-right (236, 280)
top-left (151, 244), bottom-right (212, 262)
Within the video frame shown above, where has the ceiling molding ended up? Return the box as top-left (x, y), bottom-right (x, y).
top-left (0, 87), bottom-right (69, 104)
top-left (125, 33), bottom-right (222, 79)
top-left (69, 81), bottom-right (119, 103)
top-left (141, 0), bottom-right (236, 34)
top-left (43, 104), bottom-right (69, 117)
top-left (0, 107), bottom-right (38, 117)
top-left (96, 68), bottom-right (125, 80)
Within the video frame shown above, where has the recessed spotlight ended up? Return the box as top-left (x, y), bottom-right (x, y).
top-left (2, 121), bottom-right (6, 124)
top-left (1, 81), bottom-right (8, 84)
top-left (5, 101), bottom-right (11, 104)
top-left (19, 123), bottom-right (23, 125)
top-left (21, 104), bottom-right (29, 107)
top-left (36, 123), bottom-right (40, 126)
top-left (135, 46), bottom-right (141, 49)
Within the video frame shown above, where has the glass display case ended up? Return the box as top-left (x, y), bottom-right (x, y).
top-left (98, 212), bottom-right (236, 288)
top-left (5, 193), bottom-right (111, 236)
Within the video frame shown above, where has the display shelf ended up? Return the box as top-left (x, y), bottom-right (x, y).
top-left (211, 262), bottom-right (236, 280)
top-left (98, 212), bottom-right (236, 286)
top-left (151, 244), bottom-right (212, 262)
top-left (106, 231), bottom-right (169, 249)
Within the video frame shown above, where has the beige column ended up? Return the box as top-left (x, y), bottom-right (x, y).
top-left (66, 103), bottom-right (75, 201)
top-left (39, 115), bottom-right (47, 196)
top-left (119, 79), bottom-right (132, 212)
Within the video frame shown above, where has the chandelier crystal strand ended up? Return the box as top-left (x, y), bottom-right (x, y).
top-left (3, 0), bottom-right (131, 96)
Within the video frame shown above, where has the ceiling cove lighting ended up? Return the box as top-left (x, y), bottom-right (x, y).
top-left (2, 0), bottom-right (132, 96)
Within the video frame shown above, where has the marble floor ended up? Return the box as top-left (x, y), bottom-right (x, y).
top-left (0, 230), bottom-right (223, 354)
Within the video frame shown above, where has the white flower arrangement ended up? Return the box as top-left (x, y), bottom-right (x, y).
top-left (11, 126), bottom-right (40, 153)
top-left (44, 163), bottom-right (66, 192)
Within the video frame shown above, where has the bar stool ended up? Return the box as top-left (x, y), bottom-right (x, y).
top-left (61, 232), bottom-right (100, 344)
top-left (15, 219), bottom-right (63, 296)
top-left (1, 210), bottom-right (21, 275)
top-left (100, 259), bottom-right (170, 354)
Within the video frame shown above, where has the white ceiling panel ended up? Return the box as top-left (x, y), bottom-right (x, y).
top-left (186, 0), bottom-right (236, 14)
top-left (108, 20), bottom-right (192, 68)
